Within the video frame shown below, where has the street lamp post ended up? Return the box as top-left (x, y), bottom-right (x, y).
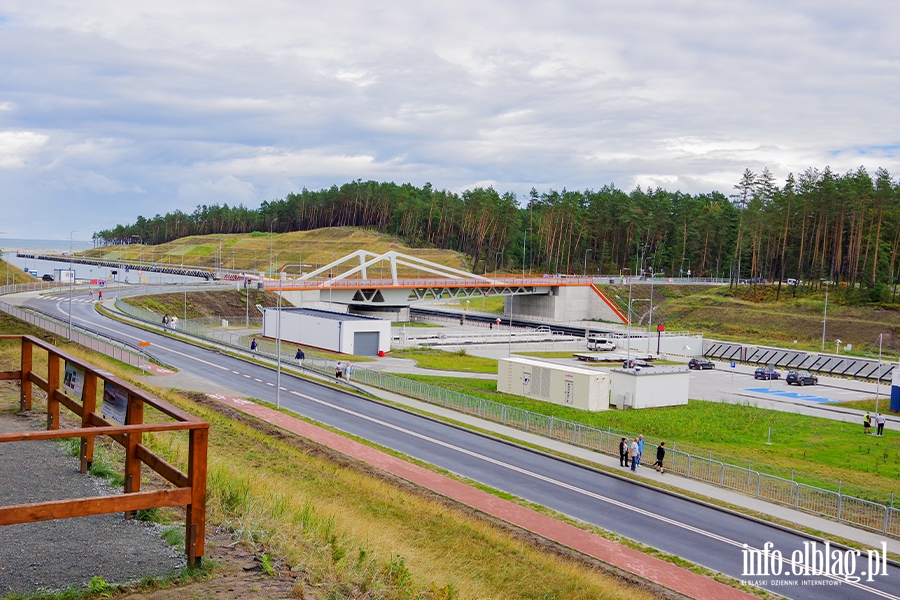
top-left (522, 228), bottom-right (531, 279)
top-left (647, 272), bottom-right (661, 354)
top-left (623, 268), bottom-right (632, 365)
top-left (584, 248), bottom-right (592, 277)
top-left (67, 230), bottom-right (79, 340)
top-left (275, 262), bottom-right (306, 409)
top-left (875, 333), bottom-right (883, 414)
top-left (821, 281), bottom-right (830, 351)
top-left (269, 217), bottom-right (278, 276)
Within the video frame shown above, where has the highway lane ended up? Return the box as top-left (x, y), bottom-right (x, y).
top-left (23, 293), bottom-right (900, 600)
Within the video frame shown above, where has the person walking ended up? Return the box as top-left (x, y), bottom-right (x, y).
top-left (170, 315), bottom-right (178, 330)
top-left (864, 412), bottom-right (872, 434)
top-left (619, 437), bottom-right (629, 467)
top-left (629, 438), bottom-right (640, 471)
top-left (335, 361), bottom-right (344, 379)
top-left (250, 338), bottom-right (258, 353)
top-left (875, 413), bottom-right (886, 436)
top-left (295, 347), bottom-right (305, 366)
top-left (162, 314), bottom-right (169, 328)
top-left (637, 435), bottom-right (645, 466)
top-left (98, 289), bottom-right (102, 300)
top-left (652, 442), bottom-right (666, 472)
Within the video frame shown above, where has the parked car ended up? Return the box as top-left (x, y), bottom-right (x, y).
top-left (754, 366), bottom-right (780, 380)
top-left (41, 274), bottom-right (54, 281)
top-left (688, 358), bottom-right (715, 370)
top-left (535, 325), bottom-right (552, 334)
top-left (786, 370), bottom-right (818, 386)
top-left (587, 336), bottom-right (616, 351)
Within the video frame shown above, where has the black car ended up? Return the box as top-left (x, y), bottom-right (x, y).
top-left (688, 358), bottom-right (715, 370)
top-left (41, 274), bottom-right (54, 282)
top-left (786, 370), bottom-right (817, 386)
top-left (754, 367), bottom-right (780, 380)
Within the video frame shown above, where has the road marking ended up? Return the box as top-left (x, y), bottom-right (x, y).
top-left (52, 300), bottom-right (229, 370)
top-left (281, 387), bottom-right (897, 598)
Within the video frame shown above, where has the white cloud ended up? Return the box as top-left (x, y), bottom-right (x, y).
top-left (0, 131), bottom-right (48, 168)
top-left (0, 1), bottom-right (897, 237)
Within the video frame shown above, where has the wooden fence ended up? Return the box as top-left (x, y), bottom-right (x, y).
top-left (0, 335), bottom-right (208, 565)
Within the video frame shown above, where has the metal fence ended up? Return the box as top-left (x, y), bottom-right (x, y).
top-left (0, 300), bottom-right (157, 371)
top-left (113, 296), bottom-right (900, 538)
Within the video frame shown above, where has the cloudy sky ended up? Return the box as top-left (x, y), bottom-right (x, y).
top-left (1, 1), bottom-right (898, 240)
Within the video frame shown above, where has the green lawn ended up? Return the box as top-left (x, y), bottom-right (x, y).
top-left (388, 348), bottom-right (498, 373)
top-left (399, 373), bottom-right (900, 502)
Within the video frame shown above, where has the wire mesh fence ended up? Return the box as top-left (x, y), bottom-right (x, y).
top-left (111, 297), bottom-right (900, 537)
top-left (0, 299), bottom-right (155, 370)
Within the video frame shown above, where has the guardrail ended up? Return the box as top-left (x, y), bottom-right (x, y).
top-left (0, 335), bottom-right (208, 565)
top-left (0, 300), bottom-right (159, 371)
top-left (112, 297), bottom-right (900, 538)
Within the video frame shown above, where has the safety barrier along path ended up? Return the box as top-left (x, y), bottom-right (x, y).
top-left (210, 394), bottom-right (754, 600)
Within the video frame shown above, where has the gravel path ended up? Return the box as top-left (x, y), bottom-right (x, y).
top-left (0, 411), bottom-right (185, 596)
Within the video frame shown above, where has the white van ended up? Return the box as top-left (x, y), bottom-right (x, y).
top-left (587, 336), bottom-right (616, 351)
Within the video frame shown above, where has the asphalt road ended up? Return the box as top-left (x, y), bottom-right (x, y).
top-left (22, 290), bottom-right (900, 600)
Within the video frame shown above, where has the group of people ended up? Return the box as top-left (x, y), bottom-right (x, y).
top-left (619, 435), bottom-right (666, 473)
top-left (863, 412), bottom-right (887, 436)
top-left (161, 314), bottom-right (178, 329)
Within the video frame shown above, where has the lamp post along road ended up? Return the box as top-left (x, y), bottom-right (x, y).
top-left (623, 269), bottom-right (632, 364)
top-left (875, 333), bottom-right (883, 414)
top-left (269, 217), bottom-right (278, 276)
top-left (67, 230), bottom-right (79, 340)
top-left (583, 248), bottom-right (592, 277)
top-left (821, 282), bottom-right (830, 352)
top-left (276, 262), bottom-right (305, 409)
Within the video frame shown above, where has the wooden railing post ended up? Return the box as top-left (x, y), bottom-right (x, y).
top-left (47, 353), bottom-right (60, 430)
top-left (20, 337), bottom-right (33, 411)
top-left (186, 426), bottom-right (208, 566)
top-left (79, 371), bottom-right (98, 473)
top-left (123, 393), bottom-right (144, 518)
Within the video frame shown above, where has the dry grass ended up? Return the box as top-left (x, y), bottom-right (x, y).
top-left (0, 259), bottom-right (38, 285)
top-left (0, 319), bottom-right (663, 600)
top-left (81, 228), bottom-right (472, 276)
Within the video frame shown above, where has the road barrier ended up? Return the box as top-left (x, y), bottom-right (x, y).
top-left (0, 299), bottom-right (157, 371)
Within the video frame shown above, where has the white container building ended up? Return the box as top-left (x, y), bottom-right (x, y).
top-left (262, 307), bottom-right (391, 356)
top-left (497, 357), bottom-right (610, 412)
top-left (609, 367), bottom-right (689, 409)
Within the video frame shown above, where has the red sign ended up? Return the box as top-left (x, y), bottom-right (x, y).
top-left (657, 324), bottom-right (665, 332)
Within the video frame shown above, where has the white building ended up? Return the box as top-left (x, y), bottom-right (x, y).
top-left (498, 357), bottom-right (610, 411)
top-left (262, 308), bottom-right (391, 356)
top-left (609, 367), bottom-right (689, 409)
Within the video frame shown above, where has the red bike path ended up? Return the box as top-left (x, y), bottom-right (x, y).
top-left (212, 394), bottom-right (755, 600)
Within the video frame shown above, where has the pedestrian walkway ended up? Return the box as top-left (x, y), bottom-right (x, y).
top-left (209, 393), bottom-right (755, 600)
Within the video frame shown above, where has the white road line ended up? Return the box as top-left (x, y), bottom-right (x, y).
top-left (52, 300), bottom-right (229, 370)
top-left (282, 387), bottom-right (897, 598)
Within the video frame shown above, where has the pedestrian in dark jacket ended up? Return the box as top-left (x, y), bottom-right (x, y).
top-left (619, 437), bottom-right (629, 467)
top-left (652, 442), bottom-right (666, 472)
top-left (295, 348), bottom-right (305, 366)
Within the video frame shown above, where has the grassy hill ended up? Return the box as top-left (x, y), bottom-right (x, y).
top-left (1, 258), bottom-right (39, 285)
top-left (82, 227), bottom-right (471, 276)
